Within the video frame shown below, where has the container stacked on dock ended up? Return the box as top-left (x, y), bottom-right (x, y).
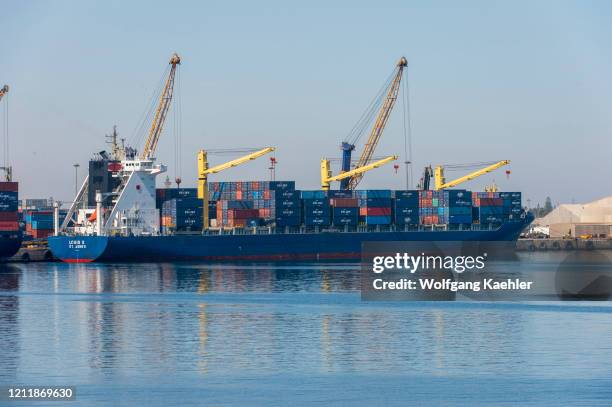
top-left (0, 182), bottom-right (19, 235)
top-left (24, 210), bottom-right (54, 238)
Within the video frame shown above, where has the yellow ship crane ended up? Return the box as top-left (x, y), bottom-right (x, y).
top-left (0, 85), bottom-right (10, 181)
top-left (434, 160), bottom-right (510, 190)
top-left (341, 57), bottom-right (407, 190)
top-left (140, 53), bottom-right (181, 159)
top-left (198, 147), bottom-right (275, 229)
top-left (321, 155), bottom-right (398, 191)
top-left (0, 85), bottom-right (8, 102)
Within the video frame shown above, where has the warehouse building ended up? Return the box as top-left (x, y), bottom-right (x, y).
top-left (534, 196), bottom-right (612, 238)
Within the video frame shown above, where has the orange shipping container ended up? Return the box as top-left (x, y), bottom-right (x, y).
top-left (0, 221), bottom-right (19, 231)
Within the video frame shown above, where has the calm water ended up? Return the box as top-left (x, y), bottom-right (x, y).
top-left (1, 256), bottom-right (612, 406)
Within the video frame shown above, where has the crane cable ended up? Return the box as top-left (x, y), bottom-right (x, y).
top-left (2, 91), bottom-right (7, 169)
top-left (204, 148), bottom-right (263, 155)
top-left (128, 64), bottom-right (171, 154)
top-left (442, 161), bottom-right (503, 171)
top-left (172, 66), bottom-right (182, 181)
top-left (401, 65), bottom-right (412, 189)
top-left (344, 67), bottom-right (397, 146)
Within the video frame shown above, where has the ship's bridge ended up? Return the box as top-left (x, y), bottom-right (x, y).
top-left (119, 159), bottom-right (166, 174)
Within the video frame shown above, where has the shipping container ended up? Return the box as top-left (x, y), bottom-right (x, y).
top-left (364, 215), bottom-right (392, 225)
top-left (0, 182), bottom-right (18, 192)
top-left (327, 190), bottom-right (354, 198)
top-left (304, 216), bottom-right (330, 226)
top-left (330, 198), bottom-right (358, 207)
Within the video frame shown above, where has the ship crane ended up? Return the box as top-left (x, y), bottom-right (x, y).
top-left (321, 155), bottom-right (398, 191)
top-left (0, 85), bottom-right (10, 181)
top-left (141, 53), bottom-right (181, 159)
top-left (59, 54), bottom-right (180, 235)
top-left (198, 147), bottom-right (275, 229)
top-left (433, 160), bottom-right (510, 191)
top-left (338, 57), bottom-right (407, 190)
top-left (0, 85), bottom-right (8, 102)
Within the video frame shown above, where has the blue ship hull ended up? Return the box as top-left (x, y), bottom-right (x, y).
top-left (49, 215), bottom-right (532, 263)
top-left (0, 231), bottom-right (22, 259)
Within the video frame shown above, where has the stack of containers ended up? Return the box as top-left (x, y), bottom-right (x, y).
top-left (357, 190), bottom-right (393, 225)
top-left (446, 190), bottom-right (473, 225)
top-left (271, 182), bottom-right (300, 227)
top-left (0, 182), bottom-right (19, 236)
top-left (156, 188), bottom-right (198, 208)
top-left (419, 190), bottom-right (443, 225)
top-left (330, 197), bottom-right (359, 226)
top-left (161, 198), bottom-right (203, 232)
top-left (216, 200), bottom-right (259, 228)
top-left (302, 196), bottom-right (330, 226)
top-left (25, 210), bottom-right (54, 238)
top-left (156, 188), bottom-right (206, 224)
top-left (210, 181), bottom-right (300, 227)
top-left (394, 191), bottom-right (419, 225)
top-left (472, 192), bottom-right (505, 224)
top-left (500, 192), bottom-right (522, 221)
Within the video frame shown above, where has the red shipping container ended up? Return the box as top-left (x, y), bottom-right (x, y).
top-left (480, 198), bottom-right (503, 206)
top-left (330, 198), bottom-right (358, 207)
top-left (0, 221), bottom-right (19, 231)
top-left (30, 229), bottom-right (53, 239)
top-left (0, 182), bottom-right (18, 192)
top-left (0, 212), bottom-right (18, 221)
top-left (236, 191), bottom-right (243, 200)
top-left (263, 190), bottom-right (271, 200)
top-left (227, 209), bottom-right (259, 219)
top-left (364, 207), bottom-right (391, 216)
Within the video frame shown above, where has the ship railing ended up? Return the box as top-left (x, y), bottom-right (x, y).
top-left (197, 222), bottom-right (504, 236)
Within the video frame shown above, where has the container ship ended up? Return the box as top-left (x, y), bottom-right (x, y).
top-left (0, 181), bottom-right (23, 259)
top-left (46, 53), bottom-right (533, 263)
top-left (48, 177), bottom-right (532, 263)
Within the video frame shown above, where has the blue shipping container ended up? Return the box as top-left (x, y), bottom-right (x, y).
top-left (302, 198), bottom-right (330, 208)
top-left (304, 216), bottom-right (330, 226)
top-left (333, 207), bottom-right (358, 217)
top-left (300, 190), bottom-right (327, 199)
top-left (327, 190), bottom-right (354, 198)
top-left (365, 215), bottom-right (391, 225)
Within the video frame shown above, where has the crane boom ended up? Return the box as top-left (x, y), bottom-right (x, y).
top-left (140, 53), bottom-right (181, 159)
top-left (434, 160), bottom-right (510, 190)
top-left (0, 85), bottom-right (8, 102)
top-left (321, 155), bottom-right (398, 190)
top-left (198, 147), bottom-right (275, 229)
top-left (344, 57), bottom-right (407, 190)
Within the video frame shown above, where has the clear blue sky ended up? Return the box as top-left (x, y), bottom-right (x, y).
top-left (2, 0), bottom-right (611, 206)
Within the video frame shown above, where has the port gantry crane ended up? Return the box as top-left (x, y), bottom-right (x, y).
top-left (198, 147), bottom-right (275, 229)
top-left (337, 57), bottom-right (407, 190)
top-left (427, 160), bottom-right (510, 191)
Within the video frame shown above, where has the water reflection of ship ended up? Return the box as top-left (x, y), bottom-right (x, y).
top-left (46, 263), bottom-right (528, 376)
top-left (0, 265), bottom-right (20, 380)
